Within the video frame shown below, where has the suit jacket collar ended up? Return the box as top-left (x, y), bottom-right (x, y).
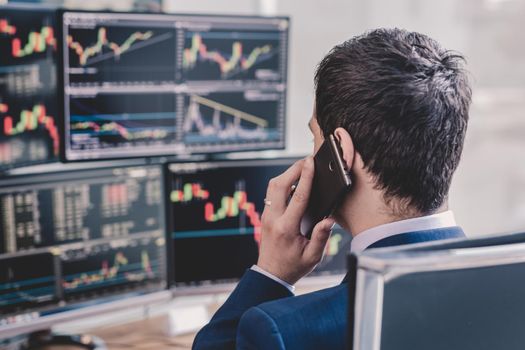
top-left (341, 226), bottom-right (465, 284)
top-left (367, 226), bottom-right (465, 249)
top-left (350, 211), bottom-right (457, 253)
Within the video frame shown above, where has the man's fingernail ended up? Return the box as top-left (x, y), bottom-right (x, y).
top-left (326, 218), bottom-right (336, 229)
top-left (306, 156), bottom-right (314, 166)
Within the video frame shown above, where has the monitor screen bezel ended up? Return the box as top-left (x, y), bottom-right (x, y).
top-left (57, 9), bottom-right (290, 163)
top-left (165, 156), bottom-right (304, 292)
top-left (349, 231), bottom-right (525, 350)
top-left (0, 4), bottom-right (61, 173)
top-left (0, 161), bottom-right (169, 338)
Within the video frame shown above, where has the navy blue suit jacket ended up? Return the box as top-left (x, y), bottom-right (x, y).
top-left (193, 227), bottom-right (465, 350)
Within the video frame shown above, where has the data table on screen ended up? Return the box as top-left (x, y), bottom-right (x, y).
top-left (0, 165), bottom-right (167, 326)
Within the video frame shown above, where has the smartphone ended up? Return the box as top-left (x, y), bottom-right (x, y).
top-left (299, 134), bottom-right (352, 238)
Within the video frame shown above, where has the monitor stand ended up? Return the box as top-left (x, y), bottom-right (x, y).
top-left (22, 330), bottom-right (107, 350)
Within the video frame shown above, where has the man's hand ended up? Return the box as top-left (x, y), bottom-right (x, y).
top-left (257, 157), bottom-right (335, 285)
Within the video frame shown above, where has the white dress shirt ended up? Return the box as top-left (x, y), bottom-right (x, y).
top-left (251, 264), bottom-right (296, 293)
top-left (350, 210), bottom-right (457, 253)
top-left (252, 210), bottom-right (457, 293)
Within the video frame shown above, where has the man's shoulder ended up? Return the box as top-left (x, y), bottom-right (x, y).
top-left (259, 282), bottom-right (348, 316)
top-left (237, 283), bottom-right (348, 350)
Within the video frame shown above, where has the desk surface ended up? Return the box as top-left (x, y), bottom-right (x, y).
top-left (92, 314), bottom-right (195, 350)
top-left (39, 280), bottom-right (337, 349)
top-left (36, 315), bottom-right (196, 350)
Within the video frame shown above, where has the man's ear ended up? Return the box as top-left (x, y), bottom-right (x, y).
top-left (333, 127), bottom-right (355, 171)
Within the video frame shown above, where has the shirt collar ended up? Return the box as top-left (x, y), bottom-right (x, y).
top-left (350, 210), bottom-right (457, 253)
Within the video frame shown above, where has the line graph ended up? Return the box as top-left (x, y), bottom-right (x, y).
top-left (62, 250), bottom-right (155, 291)
top-left (63, 251), bottom-right (128, 290)
top-left (61, 237), bottom-right (163, 298)
top-left (70, 119), bottom-right (171, 141)
top-left (0, 253), bottom-right (56, 312)
top-left (70, 113), bottom-right (175, 145)
top-left (65, 25), bottom-right (176, 85)
top-left (67, 93), bottom-right (177, 156)
top-left (182, 92), bottom-right (281, 145)
top-left (180, 31), bottom-right (282, 82)
top-left (67, 27), bottom-right (154, 66)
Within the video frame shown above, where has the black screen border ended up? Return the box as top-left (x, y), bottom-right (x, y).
top-left (0, 161), bottom-right (169, 322)
top-left (165, 156), bottom-right (301, 290)
top-left (57, 9), bottom-right (290, 163)
top-left (0, 4), bottom-right (61, 174)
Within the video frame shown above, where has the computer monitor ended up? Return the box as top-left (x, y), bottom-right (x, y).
top-left (59, 11), bottom-right (289, 161)
top-left (349, 231), bottom-right (525, 350)
top-left (310, 225), bottom-right (352, 277)
top-left (175, 14), bottom-right (288, 154)
top-left (166, 158), bottom-right (350, 290)
top-left (0, 164), bottom-right (168, 339)
top-left (0, 5), bottom-right (59, 171)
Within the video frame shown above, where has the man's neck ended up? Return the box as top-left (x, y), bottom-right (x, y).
top-left (338, 190), bottom-right (448, 237)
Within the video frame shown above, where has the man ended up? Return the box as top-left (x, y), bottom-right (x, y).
top-left (193, 28), bottom-right (472, 349)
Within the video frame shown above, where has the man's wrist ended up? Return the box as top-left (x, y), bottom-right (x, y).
top-left (251, 265), bottom-right (295, 293)
top-left (256, 258), bottom-right (305, 285)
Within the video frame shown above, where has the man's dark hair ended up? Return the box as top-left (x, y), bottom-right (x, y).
top-left (315, 28), bottom-right (472, 214)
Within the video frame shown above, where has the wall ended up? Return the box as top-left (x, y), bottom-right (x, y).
top-left (164, 0), bottom-right (525, 236)
top-left (6, 0), bottom-right (524, 235)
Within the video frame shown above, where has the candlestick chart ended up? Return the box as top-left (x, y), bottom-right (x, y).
top-left (310, 226), bottom-right (353, 276)
top-left (168, 159), bottom-right (293, 285)
top-left (0, 102), bottom-right (58, 171)
top-left (0, 16), bottom-right (56, 62)
top-left (171, 181), bottom-right (263, 244)
top-left (1, 102), bottom-right (59, 152)
top-left (181, 30), bottom-right (282, 82)
top-left (0, 8), bottom-right (58, 170)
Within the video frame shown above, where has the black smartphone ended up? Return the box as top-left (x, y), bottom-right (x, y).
top-left (299, 134), bottom-right (352, 238)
